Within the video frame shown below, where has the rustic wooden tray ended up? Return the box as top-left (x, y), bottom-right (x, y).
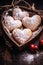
top-left (1, 0), bottom-right (43, 50)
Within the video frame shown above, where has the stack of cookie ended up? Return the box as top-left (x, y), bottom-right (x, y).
top-left (3, 7), bottom-right (41, 45)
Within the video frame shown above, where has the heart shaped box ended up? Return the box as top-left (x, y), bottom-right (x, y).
top-left (1, 0), bottom-right (43, 50)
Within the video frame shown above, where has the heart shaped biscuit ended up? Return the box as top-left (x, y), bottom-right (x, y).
top-left (13, 11), bottom-right (29, 20)
top-left (12, 29), bottom-right (32, 44)
top-left (4, 16), bottom-right (22, 32)
top-left (22, 15), bottom-right (41, 31)
top-left (13, 7), bottom-right (29, 20)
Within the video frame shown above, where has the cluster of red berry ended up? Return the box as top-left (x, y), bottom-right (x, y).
top-left (29, 39), bottom-right (43, 51)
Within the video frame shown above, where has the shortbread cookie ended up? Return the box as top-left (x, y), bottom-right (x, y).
top-left (22, 15), bottom-right (41, 31)
top-left (4, 16), bottom-right (22, 32)
top-left (12, 29), bottom-right (32, 44)
top-left (13, 7), bottom-right (29, 20)
top-left (13, 11), bottom-right (29, 20)
top-left (14, 11), bottom-right (29, 20)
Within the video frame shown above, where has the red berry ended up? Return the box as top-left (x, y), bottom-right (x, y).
top-left (39, 39), bottom-right (43, 45)
top-left (34, 45), bottom-right (38, 49)
top-left (30, 44), bottom-right (38, 50)
top-left (30, 44), bottom-right (34, 49)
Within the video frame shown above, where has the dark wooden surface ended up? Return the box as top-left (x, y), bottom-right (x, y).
top-left (0, 0), bottom-right (43, 65)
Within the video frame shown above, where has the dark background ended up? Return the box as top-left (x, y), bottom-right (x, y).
top-left (0, 0), bottom-right (43, 9)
